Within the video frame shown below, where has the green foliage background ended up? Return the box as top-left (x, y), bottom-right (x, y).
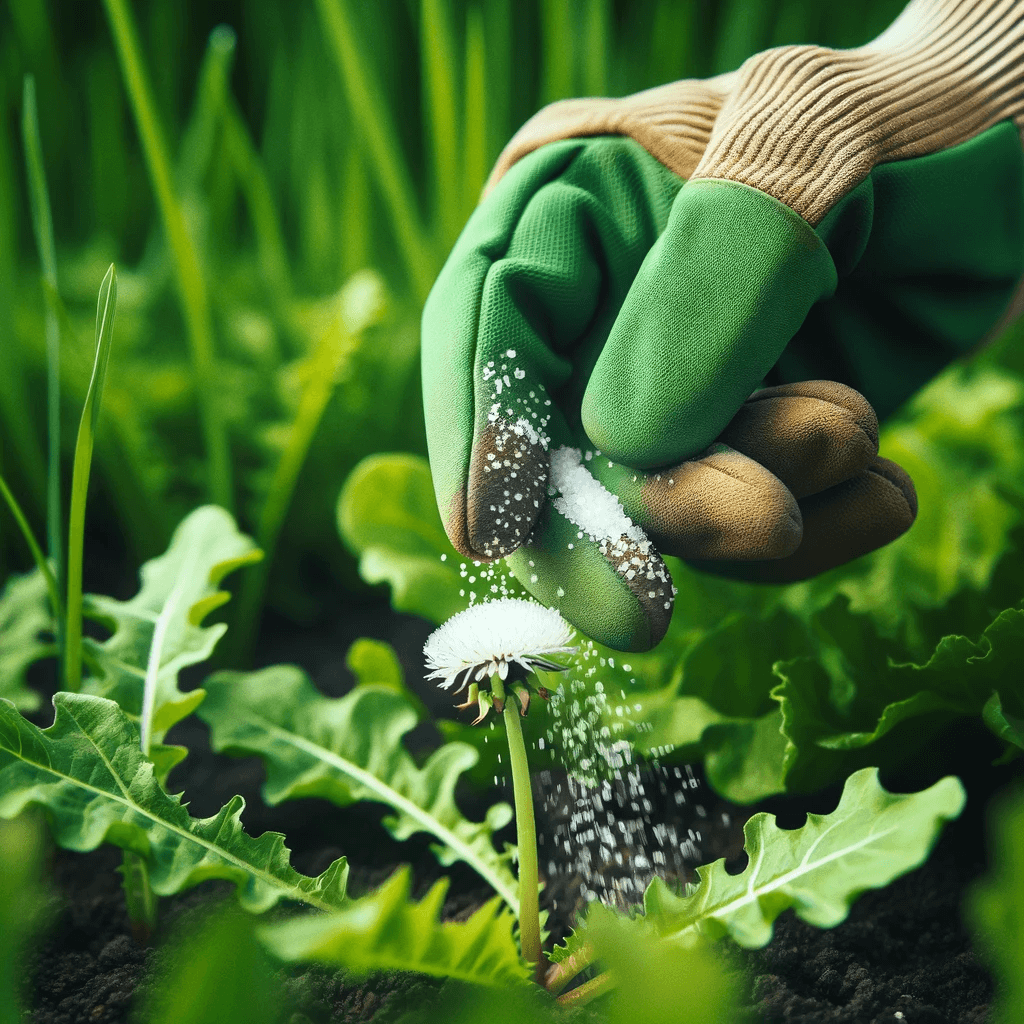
top-left (0, 0), bottom-right (913, 634)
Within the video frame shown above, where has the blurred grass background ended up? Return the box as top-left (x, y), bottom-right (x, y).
top-left (0, 0), bottom-right (909, 646)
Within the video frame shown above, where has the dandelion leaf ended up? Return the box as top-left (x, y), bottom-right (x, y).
top-left (261, 866), bottom-right (527, 986)
top-left (552, 770), bottom-right (963, 973)
top-left (0, 693), bottom-right (348, 912)
top-left (640, 768), bottom-right (964, 948)
top-left (199, 665), bottom-right (518, 909)
top-left (83, 505), bottom-right (261, 745)
top-left (337, 453), bottom-right (464, 623)
top-left (0, 568), bottom-right (53, 712)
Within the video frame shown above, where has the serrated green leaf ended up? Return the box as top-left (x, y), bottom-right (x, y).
top-left (0, 568), bottom-right (54, 712)
top-left (0, 693), bottom-right (348, 912)
top-left (337, 453), bottom-right (465, 623)
top-left (550, 769), bottom-right (964, 988)
top-left (260, 865), bottom-right (527, 986)
top-left (640, 768), bottom-right (964, 948)
top-left (83, 505), bottom-right (262, 757)
top-left (966, 787), bottom-right (1024, 1024)
top-left (199, 666), bottom-right (518, 910)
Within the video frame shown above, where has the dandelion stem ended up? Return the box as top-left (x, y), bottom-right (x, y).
top-left (492, 674), bottom-right (541, 966)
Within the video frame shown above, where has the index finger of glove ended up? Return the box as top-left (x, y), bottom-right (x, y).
top-left (422, 137), bottom-right (683, 562)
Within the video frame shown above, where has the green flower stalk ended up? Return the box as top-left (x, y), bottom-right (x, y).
top-left (424, 597), bottom-right (576, 965)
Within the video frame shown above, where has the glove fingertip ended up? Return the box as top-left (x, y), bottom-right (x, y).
top-left (462, 417), bottom-right (551, 561)
top-left (867, 455), bottom-right (918, 523)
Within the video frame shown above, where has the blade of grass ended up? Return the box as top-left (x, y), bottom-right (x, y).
top-left (0, 474), bottom-right (61, 620)
top-left (482, 0), bottom-right (511, 166)
top-left (221, 94), bottom-right (293, 308)
top-left (231, 284), bottom-right (380, 662)
top-left (101, 0), bottom-right (233, 511)
top-left (541, 0), bottom-right (575, 103)
top-left (21, 76), bottom-right (63, 655)
top-left (65, 265), bottom-right (118, 694)
top-left (582, 0), bottom-right (608, 96)
top-left (0, 72), bottom-right (45, 509)
top-left (178, 24), bottom-right (237, 195)
top-left (462, 5), bottom-right (488, 221)
top-left (339, 144), bottom-right (370, 280)
top-left (314, 0), bottom-right (436, 302)
top-left (421, 0), bottom-right (461, 249)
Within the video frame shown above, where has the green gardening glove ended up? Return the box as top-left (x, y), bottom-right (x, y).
top-left (422, 0), bottom-right (1024, 653)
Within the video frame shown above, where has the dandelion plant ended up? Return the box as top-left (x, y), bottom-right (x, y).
top-left (424, 597), bottom-right (577, 966)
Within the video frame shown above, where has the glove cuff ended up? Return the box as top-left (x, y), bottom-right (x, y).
top-left (488, 1), bottom-right (1024, 228)
top-left (691, 0), bottom-right (1024, 225)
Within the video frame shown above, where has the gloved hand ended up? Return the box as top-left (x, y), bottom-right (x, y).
top-left (421, 0), bottom-right (1024, 653)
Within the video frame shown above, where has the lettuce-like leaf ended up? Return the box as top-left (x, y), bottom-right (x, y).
top-left (199, 665), bottom-right (518, 910)
top-left (336, 453), bottom-right (465, 622)
top-left (966, 787), bottom-right (1024, 1024)
top-left (773, 599), bottom-right (1024, 793)
top-left (0, 568), bottom-right (53, 712)
top-left (642, 768), bottom-right (962, 948)
top-left (260, 865), bottom-right (527, 986)
top-left (0, 693), bottom-right (348, 912)
top-left (551, 768), bottom-right (964, 963)
top-left (83, 505), bottom-right (261, 757)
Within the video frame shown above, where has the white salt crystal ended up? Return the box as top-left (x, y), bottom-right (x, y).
top-left (549, 447), bottom-right (645, 544)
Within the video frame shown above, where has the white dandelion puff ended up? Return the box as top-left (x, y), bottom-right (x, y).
top-left (424, 597), bottom-right (577, 695)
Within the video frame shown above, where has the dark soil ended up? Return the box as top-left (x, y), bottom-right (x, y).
top-left (16, 598), bottom-right (1013, 1024)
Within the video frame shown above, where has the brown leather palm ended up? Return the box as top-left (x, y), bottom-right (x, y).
top-left (637, 381), bottom-right (917, 582)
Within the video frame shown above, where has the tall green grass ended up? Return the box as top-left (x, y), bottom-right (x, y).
top-left (0, 0), bottom-right (907, 637)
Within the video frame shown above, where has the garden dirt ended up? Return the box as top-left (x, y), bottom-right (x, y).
top-left (19, 600), bottom-right (1009, 1024)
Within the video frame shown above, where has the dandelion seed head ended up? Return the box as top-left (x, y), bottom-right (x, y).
top-left (424, 597), bottom-right (577, 694)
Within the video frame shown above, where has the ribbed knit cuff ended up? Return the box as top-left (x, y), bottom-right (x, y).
top-left (487, 0), bottom-right (1024, 225)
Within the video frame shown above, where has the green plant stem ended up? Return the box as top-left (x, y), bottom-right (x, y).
top-left (492, 676), bottom-right (541, 966)
top-left (0, 471), bottom-right (61, 620)
top-left (121, 851), bottom-right (158, 945)
top-left (101, 0), bottom-right (233, 511)
top-left (543, 940), bottom-right (596, 996)
top-left (21, 75), bottom-right (64, 667)
top-left (555, 970), bottom-right (613, 1007)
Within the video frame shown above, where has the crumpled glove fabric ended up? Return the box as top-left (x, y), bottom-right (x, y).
top-left (421, 0), bottom-right (1024, 652)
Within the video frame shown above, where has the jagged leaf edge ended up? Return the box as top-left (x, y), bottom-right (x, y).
top-left (260, 865), bottom-right (528, 987)
top-left (198, 665), bottom-right (518, 911)
top-left (0, 568), bottom-right (54, 712)
top-left (549, 768), bottom-right (965, 961)
top-left (0, 694), bottom-right (347, 913)
top-left (82, 505), bottom-right (262, 740)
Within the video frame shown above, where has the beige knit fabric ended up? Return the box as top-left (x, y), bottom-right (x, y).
top-left (483, 74), bottom-right (735, 195)
top-left (486, 0), bottom-right (1024, 224)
